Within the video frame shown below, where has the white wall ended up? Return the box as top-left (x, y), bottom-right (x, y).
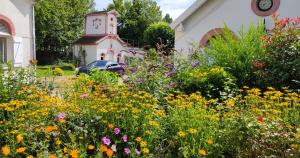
top-left (97, 38), bottom-right (125, 63)
top-left (86, 14), bottom-right (106, 35)
top-left (174, 0), bottom-right (300, 54)
top-left (0, 0), bottom-right (34, 66)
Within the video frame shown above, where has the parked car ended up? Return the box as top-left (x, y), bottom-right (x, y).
top-left (76, 60), bottom-right (125, 75)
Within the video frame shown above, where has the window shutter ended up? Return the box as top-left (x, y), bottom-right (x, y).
top-left (13, 37), bottom-right (23, 67)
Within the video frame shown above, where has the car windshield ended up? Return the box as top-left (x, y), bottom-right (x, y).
top-left (94, 61), bottom-right (108, 67)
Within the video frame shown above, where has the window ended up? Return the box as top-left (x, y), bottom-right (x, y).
top-left (117, 54), bottom-right (122, 63)
top-left (100, 53), bottom-right (105, 60)
top-left (0, 37), bottom-right (7, 63)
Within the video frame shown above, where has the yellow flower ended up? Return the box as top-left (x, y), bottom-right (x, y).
top-left (198, 149), bottom-right (207, 156)
top-left (16, 147), bottom-right (26, 153)
top-left (55, 139), bottom-right (61, 145)
top-left (207, 139), bottom-right (213, 145)
top-left (108, 124), bottom-right (114, 129)
top-left (140, 141), bottom-right (147, 147)
top-left (188, 128), bottom-right (197, 134)
top-left (70, 149), bottom-right (78, 158)
top-left (135, 137), bottom-right (142, 142)
top-left (177, 131), bottom-right (186, 137)
top-left (142, 148), bottom-right (149, 154)
top-left (17, 134), bottom-right (23, 143)
top-left (27, 155), bottom-right (34, 158)
top-left (1, 146), bottom-right (10, 156)
top-left (63, 147), bottom-right (68, 153)
top-left (88, 144), bottom-right (95, 150)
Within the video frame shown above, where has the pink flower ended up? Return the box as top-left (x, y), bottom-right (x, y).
top-left (293, 17), bottom-right (300, 26)
top-left (111, 144), bottom-right (117, 152)
top-left (277, 17), bottom-right (290, 28)
top-left (135, 149), bottom-right (141, 155)
top-left (114, 128), bottom-right (120, 135)
top-left (54, 113), bottom-right (65, 121)
top-left (80, 94), bottom-right (88, 98)
top-left (122, 135), bottom-right (128, 143)
top-left (101, 136), bottom-right (111, 146)
top-left (124, 148), bottom-right (131, 154)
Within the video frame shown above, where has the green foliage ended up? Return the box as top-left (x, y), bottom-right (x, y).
top-left (88, 69), bottom-right (119, 86)
top-left (53, 67), bottom-right (64, 76)
top-left (107, 0), bottom-right (162, 46)
top-left (144, 22), bottom-right (175, 51)
top-left (202, 23), bottom-right (266, 87)
top-left (35, 0), bottom-right (94, 52)
top-left (177, 66), bottom-right (237, 99)
top-left (163, 13), bottom-right (173, 24)
top-left (261, 15), bottom-right (300, 89)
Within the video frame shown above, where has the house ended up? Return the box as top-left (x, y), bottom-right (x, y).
top-left (73, 10), bottom-right (145, 65)
top-left (0, 0), bottom-right (36, 67)
top-left (171, 0), bottom-right (300, 56)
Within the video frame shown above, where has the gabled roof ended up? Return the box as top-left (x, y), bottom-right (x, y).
top-left (170, 0), bottom-right (208, 29)
top-left (73, 36), bottom-right (105, 45)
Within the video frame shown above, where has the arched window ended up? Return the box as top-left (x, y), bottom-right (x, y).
top-left (117, 54), bottom-right (122, 63)
top-left (200, 28), bottom-right (225, 48)
top-left (100, 53), bottom-right (105, 60)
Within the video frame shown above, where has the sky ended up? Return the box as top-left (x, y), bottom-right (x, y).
top-left (94, 0), bottom-right (196, 20)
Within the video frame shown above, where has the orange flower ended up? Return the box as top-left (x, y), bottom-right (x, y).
top-left (100, 145), bottom-right (108, 152)
top-left (45, 126), bottom-right (58, 133)
top-left (198, 149), bottom-right (206, 156)
top-left (106, 149), bottom-right (114, 157)
top-left (108, 124), bottom-right (114, 129)
top-left (16, 147), bottom-right (26, 153)
top-left (70, 149), bottom-right (78, 158)
top-left (88, 144), bottom-right (95, 150)
top-left (17, 134), bottom-right (24, 143)
top-left (49, 154), bottom-right (56, 158)
top-left (207, 139), bottom-right (213, 145)
top-left (1, 146), bottom-right (10, 156)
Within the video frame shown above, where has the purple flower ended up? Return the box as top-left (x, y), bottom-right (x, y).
top-left (122, 135), bottom-right (128, 143)
top-left (111, 144), bottom-right (117, 152)
top-left (80, 94), bottom-right (88, 98)
top-left (114, 128), bottom-right (120, 135)
top-left (135, 79), bottom-right (142, 83)
top-left (54, 113), bottom-right (65, 121)
top-left (135, 149), bottom-right (141, 155)
top-left (169, 82), bottom-right (178, 87)
top-left (165, 72), bottom-right (176, 77)
top-left (165, 63), bottom-right (174, 69)
top-left (101, 136), bottom-right (111, 146)
top-left (124, 148), bottom-right (131, 154)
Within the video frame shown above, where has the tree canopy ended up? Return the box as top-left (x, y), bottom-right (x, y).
top-left (107, 0), bottom-right (162, 47)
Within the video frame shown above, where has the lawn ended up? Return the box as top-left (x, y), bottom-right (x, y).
top-left (36, 65), bottom-right (75, 78)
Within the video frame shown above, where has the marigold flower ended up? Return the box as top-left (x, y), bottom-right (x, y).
top-left (17, 134), bottom-right (23, 143)
top-left (16, 147), bottom-right (26, 153)
top-left (106, 149), bottom-right (114, 157)
top-left (207, 139), bottom-right (213, 145)
top-left (108, 124), bottom-right (114, 129)
top-left (177, 131), bottom-right (186, 137)
top-left (88, 144), bottom-right (95, 150)
top-left (1, 146), bottom-right (10, 156)
top-left (49, 154), bottom-right (56, 158)
top-left (100, 145), bottom-right (108, 152)
top-left (198, 149), bottom-right (207, 156)
top-left (70, 149), bottom-right (78, 158)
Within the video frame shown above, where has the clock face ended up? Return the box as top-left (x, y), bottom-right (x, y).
top-left (257, 0), bottom-right (273, 11)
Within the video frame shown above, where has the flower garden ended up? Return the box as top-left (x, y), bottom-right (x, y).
top-left (0, 15), bottom-right (300, 158)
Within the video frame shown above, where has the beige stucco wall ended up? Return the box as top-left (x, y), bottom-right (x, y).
top-left (97, 38), bottom-right (125, 63)
top-left (0, 0), bottom-right (34, 66)
top-left (174, 0), bottom-right (300, 55)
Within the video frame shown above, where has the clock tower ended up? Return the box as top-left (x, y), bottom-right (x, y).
top-left (85, 10), bottom-right (118, 36)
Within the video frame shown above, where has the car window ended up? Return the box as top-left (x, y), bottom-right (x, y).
top-left (87, 61), bottom-right (96, 67)
top-left (111, 64), bottom-right (118, 67)
top-left (95, 61), bottom-right (107, 67)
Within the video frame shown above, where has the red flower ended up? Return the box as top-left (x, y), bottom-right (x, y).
top-left (292, 17), bottom-right (300, 26)
top-left (254, 61), bottom-right (264, 70)
top-left (277, 18), bottom-right (290, 28)
top-left (257, 116), bottom-right (264, 123)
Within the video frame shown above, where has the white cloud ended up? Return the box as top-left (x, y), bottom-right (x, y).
top-left (94, 0), bottom-right (196, 19)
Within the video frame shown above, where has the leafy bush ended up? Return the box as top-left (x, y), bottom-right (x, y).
top-left (261, 15), bottom-right (300, 89)
top-left (88, 69), bottom-right (119, 86)
top-left (144, 22), bottom-right (175, 52)
top-left (177, 66), bottom-right (237, 99)
top-left (53, 67), bottom-right (64, 76)
top-left (58, 63), bottom-right (75, 71)
top-left (202, 24), bottom-right (266, 87)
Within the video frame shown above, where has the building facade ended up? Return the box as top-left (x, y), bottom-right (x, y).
top-left (171, 0), bottom-right (300, 56)
top-left (74, 10), bottom-right (144, 65)
top-left (0, 0), bottom-right (35, 67)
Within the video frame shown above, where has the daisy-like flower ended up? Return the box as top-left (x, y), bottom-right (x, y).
top-left (70, 149), bottom-right (78, 158)
top-left (177, 131), bottom-right (186, 137)
top-left (1, 146), bottom-right (10, 156)
top-left (198, 149), bottom-right (207, 156)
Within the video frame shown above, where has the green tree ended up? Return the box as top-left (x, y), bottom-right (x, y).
top-left (107, 0), bottom-right (162, 47)
top-left (35, 0), bottom-right (94, 61)
top-left (163, 14), bottom-right (173, 24)
top-left (144, 22), bottom-right (175, 52)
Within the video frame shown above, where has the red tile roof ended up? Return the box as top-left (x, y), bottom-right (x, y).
top-left (73, 36), bottom-right (105, 45)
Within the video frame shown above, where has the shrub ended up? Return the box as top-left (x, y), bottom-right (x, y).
top-left (261, 15), bottom-right (300, 89)
top-left (177, 66), bottom-right (237, 99)
top-left (88, 69), bottom-right (119, 86)
top-left (58, 63), bottom-right (76, 71)
top-left (202, 23), bottom-right (266, 87)
top-left (53, 67), bottom-right (64, 76)
top-left (144, 22), bottom-right (175, 52)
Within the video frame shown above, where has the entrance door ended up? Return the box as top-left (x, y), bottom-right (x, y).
top-left (107, 51), bottom-right (114, 61)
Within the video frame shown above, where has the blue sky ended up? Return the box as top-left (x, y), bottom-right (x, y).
top-left (94, 0), bottom-right (196, 20)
